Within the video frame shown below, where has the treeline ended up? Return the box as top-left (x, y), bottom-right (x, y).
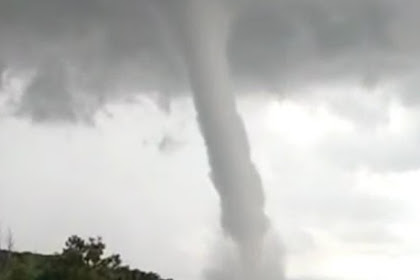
top-left (0, 235), bottom-right (172, 280)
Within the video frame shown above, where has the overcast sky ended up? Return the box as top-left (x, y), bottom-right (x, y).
top-left (2, 1), bottom-right (420, 280)
top-left (2, 93), bottom-right (420, 280)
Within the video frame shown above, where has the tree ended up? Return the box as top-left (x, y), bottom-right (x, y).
top-left (37, 235), bottom-right (123, 280)
top-left (1, 235), bottom-right (172, 280)
top-left (8, 261), bottom-right (32, 280)
top-left (0, 223), bottom-right (3, 250)
top-left (6, 228), bottom-right (14, 252)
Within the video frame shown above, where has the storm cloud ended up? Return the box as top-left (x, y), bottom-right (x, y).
top-left (0, 0), bottom-right (420, 122)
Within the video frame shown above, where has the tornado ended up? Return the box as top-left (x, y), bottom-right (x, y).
top-left (155, 1), bottom-right (283, 279)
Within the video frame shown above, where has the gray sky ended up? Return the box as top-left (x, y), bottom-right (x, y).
top-left (1, 94), bottom-right (420, 280)
top-left (2, 1), bottom-right (420, 280)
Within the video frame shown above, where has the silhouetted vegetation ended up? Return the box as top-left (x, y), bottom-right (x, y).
top-left (0, 235), bottom-right (172, 280)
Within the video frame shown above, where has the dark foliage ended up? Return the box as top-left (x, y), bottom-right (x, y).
top-left (0, 236), bottom-right (172, 280)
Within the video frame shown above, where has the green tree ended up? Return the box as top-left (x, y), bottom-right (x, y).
top-left (37, 235), bottom-right (122, 280)
top-left (2, 235), bottom-right (171, 280)
top-left (8, 261), bottom-right (32, 280)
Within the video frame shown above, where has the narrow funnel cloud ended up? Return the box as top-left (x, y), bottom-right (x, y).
top-left (157, 1), bottom-right (284, 279)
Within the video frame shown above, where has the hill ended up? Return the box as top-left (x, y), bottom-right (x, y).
top-left (0, 236), bottom-right (172, 280)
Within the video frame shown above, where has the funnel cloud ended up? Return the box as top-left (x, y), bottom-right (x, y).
top-left (155, 1), bottom-right (283, 279)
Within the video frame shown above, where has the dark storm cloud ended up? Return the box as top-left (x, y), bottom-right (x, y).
top-left (0, 0), bottom-right (420, 121)
top-left (0, 0), bottom-right (187, 121)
